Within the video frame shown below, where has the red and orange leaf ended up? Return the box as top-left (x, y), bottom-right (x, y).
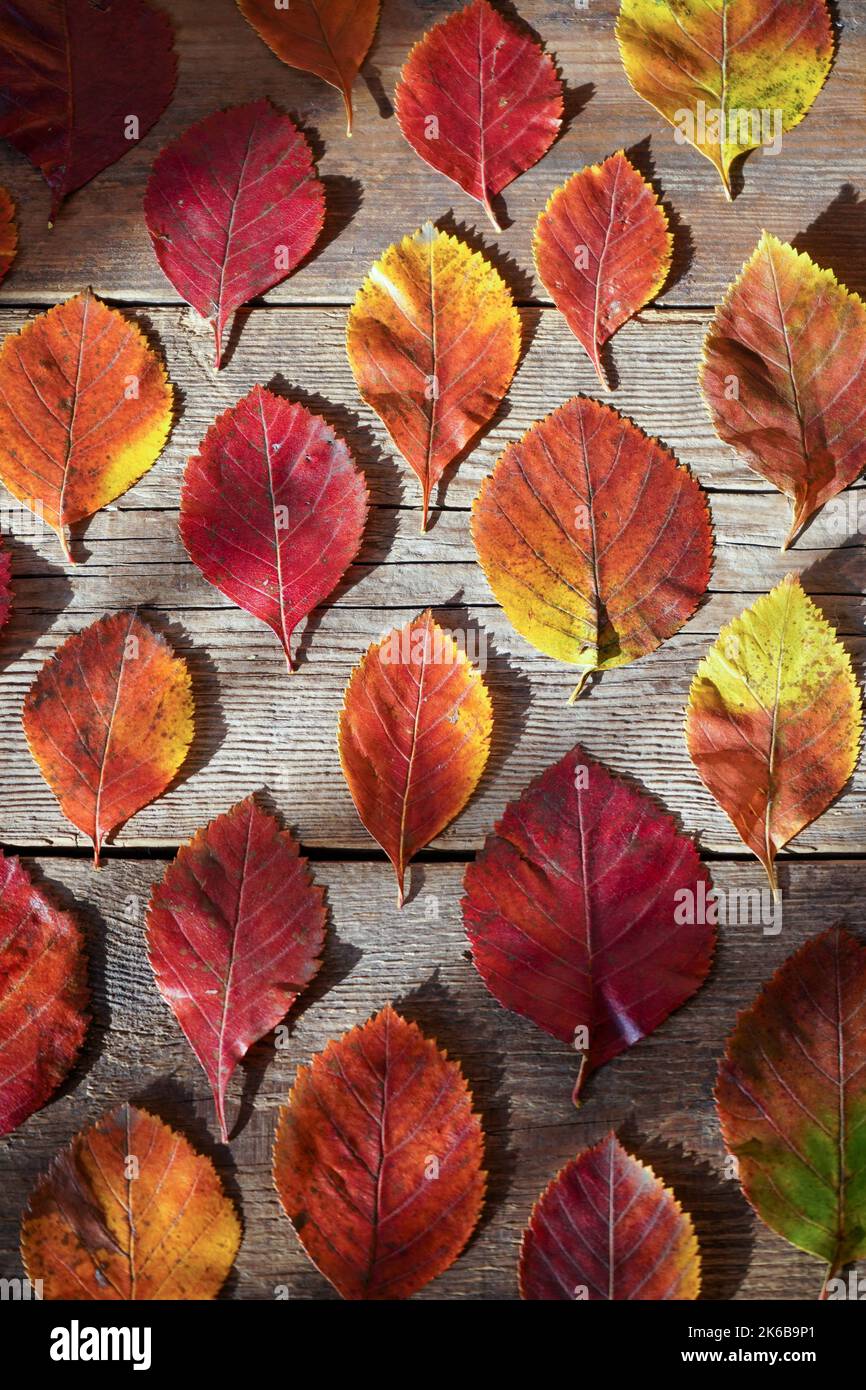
top-left (716, 928), bottom-right (866, 1291)
top-left (144, 101), bottom-right (325, 368)
top-left (685, 575), bottom-right (862, 892)
top-left (520, 1133), bottom-right (700, 1300)
top-left (0, 185), bottom-right (17, 284)
top-left (395, 0), bottom-right (563, 231)
top-left (533, 151), bottom-right (671, 387)
top-left (462, 745), bottom-right (714, 1102)
top-left (702, 233), bottom-right (866, 549)
top-left (147, 796), bottom-right (326, 1143)
top-left (0, 290), bottom-right (173, 562)
top-left (0, 850), bottom-right (88, 1138)
top-left (0, 0), bottom-right (176, 222)
top-left (471, 396), bottom-right (712, 700)
top-left (347, 223), bottom-right (520, 528)
top-left (237, 0), bottom-right (380, 135)
top-left (23, 612), bottom-right (194, 865)
top-left (181, 385), bottom-right (367, 669)
top-left (21, 1103), bottom-right (241, 1299)
top-left (0, 534), bottom-right (10, 632)
top-left (273, 1004), bottom-right (485, 1300)
top-left (339, 611), bottom-right (492, 906)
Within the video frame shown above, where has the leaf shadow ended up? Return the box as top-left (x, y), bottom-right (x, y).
top-left (793, 183), bottom-right (866, 297)
top-left (0, 533), bottom-right (71, 673)
top-left (616, 1122), bottom-right (756, 1300)
top-left (361, 64), bottom-right (393, 123)
top-left (395, 968), bottom-right (515, 1242)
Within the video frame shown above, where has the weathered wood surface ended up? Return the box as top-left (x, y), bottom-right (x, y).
top-left (0, 857), bottom-right (859, 1302)
top-left (0, 1), bottom-right (864, 310)
top-left (2, 0), bottom-right (866, 1303)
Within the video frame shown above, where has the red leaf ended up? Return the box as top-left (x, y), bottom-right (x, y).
top-left (144, 101), bottom-right (325, 367)
top-left (0, 850), bottom-right (89, 1137)
top-left (395, 0), bottom-right (563, 231)
top-left (0, 0), bottom-right (176, 222)
top-left (0, 185), bottom-right (16, 284)
top-left (180, 385), bottom-right (367, 669)
top-left (0, 534), bottom-right (10, 633)
top-left (147, 796), bottom-right (325, 1142)
top-left (462, 745), bottom-right (714, 1101)
top-left (273, 1004), bottom-right (485, 1299)
top-left (533, 151), bottom-right (671, 387)
top-left (520, 1133), bottom-right (701, 1300)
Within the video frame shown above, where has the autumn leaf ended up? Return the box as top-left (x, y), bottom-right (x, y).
top-left (616, 0), bottom-right (834, 197)
top-left (339, 611), bottom-right (492, 906)
top-left (23, 612), bottom-right (194, 865)
top-left (144, 101), bottom-right (325, 368)
top-left (181, 385), bottom-right (367, 669)
top-left (0, 290), bottom-right (174, 562)
top-left (685, 575), bottom-right (861, 893)
top-left (237, 0), bottom-right (380, 135)
top-left (471, 395), bottom-right (712, 700)
top-left (273, 1005), bottom-right (485, 1299)
top-left (0, 186), bottom-right (16, 284)
top-left (716, 927), bottom-right (866, 1298)
top-left (0, 850), bottom-right (88, 1138)
top-left (463, 745), bottom-right (714, 1103)
top-left (147, 796), bottom-right (326, 1143)
top-left (520, 1133), bottom-right (700, 1300)
top-left (21, 1103), bottom-right (241, 1298)
top-left (0, 0), bottom-right (176, 222)
top-left (395, 0), bottom-right (563, 231)
top-left (701, 233), bottom-right (866, 549)
top-left (533, 151), bottom-right (671, 388)
top-left (0, 534), bottom-right (10, 633)
top-left (347, 223), bottom-right (520, 528)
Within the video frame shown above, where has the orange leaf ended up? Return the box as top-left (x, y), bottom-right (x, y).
top-left (702, 233), bottom-right (866, 549)
top-left (0, 290), bottom-right (173, 562)
top-left (472, 396), bottom-right (712, 699)
top-left (533, 151), bottom-right (671, 387)
top-left (22, 1103), bottom-right (241, 1299)
top-left (0, 849), bottom-right (89, 1137)
top-left (338, 611), bottom-right (492, 906)
top-left (347, 222), bottom-right (520, 528)
top-left (273, 1004), bottom-right (485, 1299)
top-left (23, 612), bottom-right (194, 866)
top-left (0, 185), bottom-right (16, 284)
top-left (236, 0), bottom-right (380, 135)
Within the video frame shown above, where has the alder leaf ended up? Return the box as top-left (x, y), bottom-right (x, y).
top-left (716, 927), bottom-right (866, 1297)
top-left (347, 222), bottom-right (520, 529)
top-left (520, 1132), bottom-right (700, 1300)
top-left (471, 395), bottom-right (712, 700)
top-left (21, 1103), bottom-right (241, 1299)
top-left (685, 575), bottom-right (862, 893)
top-left (237, 0), bottom-right (380, 135)
top-left (395, 0), bottom-right (563, 231)
top-left (0, 290), bottom-right (174, 562)
top-left (339, 611), bottom-right (492, 906)
top-left (0, 850), bottom-right (89, 1137)
top-left (616, 0), bottom-right (834, 198)
top-left (144, 101), bottom-right (325, 368)
top-left (0, 186), bottom-right (16, 284)
top-left (180, 385), bottom-right (367, 669)
top-left (462, 745), bottom-right (714, 1103)
top-left (533, 151), bottom-right (671, 388)
top-left (0, 0), bottom-right (176, 222)
top-left (0, 534), bottom-right (10, 633)
top-left (23, 612), bottom-right (194, 866)
top-left (273, 1004), bottom-right (485, 1299)
top-left (701, 233), bottom-right (866, 549)
top-left (147, 796), bottom-right (326, 1143)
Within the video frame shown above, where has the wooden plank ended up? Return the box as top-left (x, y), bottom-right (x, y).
top-left (0, 1), bottom-right (863, 310)
top-left (1, 855), bottom-right (861, 1301)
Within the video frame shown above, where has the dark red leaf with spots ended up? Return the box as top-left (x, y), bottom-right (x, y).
top-left (147, 796), bottom-right (326, 1142)
top-left (144, 100), bottom-right (325, 366)
top-left (0, 0), bottom-right (176, 222)
top-left (180, 384), bottom-right (367, 669)
top-left (462, 745), bottom-right (714, 1102)
top-left (520, 1133), bottom-right (700, 1299)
